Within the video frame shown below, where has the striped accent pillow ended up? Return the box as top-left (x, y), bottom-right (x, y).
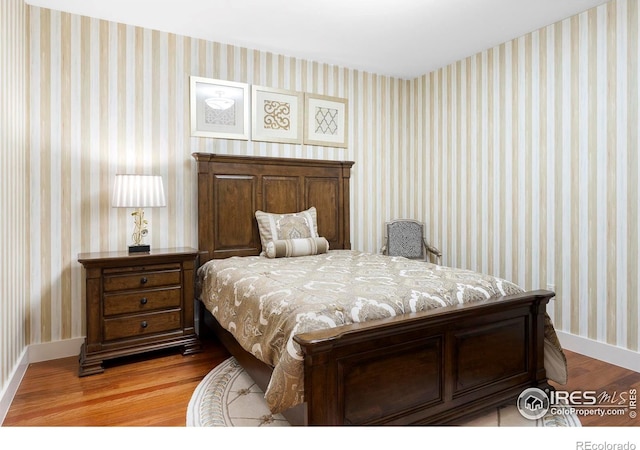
top-left (255, 207), bottom-right (318, 255)
top-left (265, 237), bottom-right (329, 258)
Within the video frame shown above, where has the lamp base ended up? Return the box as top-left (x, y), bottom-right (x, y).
top-left (128, 244), bottom-right (150, 253)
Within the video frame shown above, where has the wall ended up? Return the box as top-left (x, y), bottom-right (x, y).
top-left (26, 6), bottom-right (413, 344)
top-left (416, 0), bottom-right (639, 351)
top-left (0, 0), bottom-right (29, 410)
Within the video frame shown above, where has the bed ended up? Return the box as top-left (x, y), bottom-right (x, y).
top-left (192, 152), bottom-right (567, 426)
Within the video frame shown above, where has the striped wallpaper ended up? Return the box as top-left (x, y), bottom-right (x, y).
top-left (416, 0), bottom-right (639, 351)
top-left (26, 5), bottom-right (412, 344)
top-left (0, 0), bottom-right (29, 395)
top-left (2, 0), bottom-right (638, 400)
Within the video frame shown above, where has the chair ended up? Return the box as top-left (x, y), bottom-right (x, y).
top-left (380, 219), bottom-right (442, 264)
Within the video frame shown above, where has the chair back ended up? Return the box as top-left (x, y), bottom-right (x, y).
top-left (385, 220), bottom-right (425, 260)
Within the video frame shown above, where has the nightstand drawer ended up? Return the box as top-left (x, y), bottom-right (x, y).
top-left (103, 310), bottom-right (181, 341)
top-left (103, 269), bottom-right (181, 292)
top-left (103, 287), bottom-right (181, 316)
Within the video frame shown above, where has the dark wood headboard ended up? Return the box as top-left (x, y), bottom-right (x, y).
top-left (192, 153), bottom-right (355, 264)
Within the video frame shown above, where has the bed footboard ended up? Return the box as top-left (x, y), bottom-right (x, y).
top-left (293, 290), bottom-right (553, 425)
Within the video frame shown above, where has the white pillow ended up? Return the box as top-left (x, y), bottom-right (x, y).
top-left (255, 207), bottom-right (318, 255)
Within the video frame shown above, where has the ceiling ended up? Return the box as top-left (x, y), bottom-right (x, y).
top-left (28, 0), bottom-right (610, 79)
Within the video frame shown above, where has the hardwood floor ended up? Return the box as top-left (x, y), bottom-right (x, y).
top-left (549, 350), bottom-right (640, 427)
top-left (2, 335), bottom-right (230, 427)
top-left (2, 334), bottom-right (639, 427)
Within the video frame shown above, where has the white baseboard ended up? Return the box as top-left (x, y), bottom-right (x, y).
top-left (27, 337), bottom-right (84, 363)
top-left (0, 347), bottom-right (28, 426)
top-left (0, 337), bottom-right (84, 425)
top-left (556, 331), bottom-right (640, 373)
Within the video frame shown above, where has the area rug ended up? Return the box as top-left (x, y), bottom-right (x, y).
top-left (186, 357), bottom-right (581, 427)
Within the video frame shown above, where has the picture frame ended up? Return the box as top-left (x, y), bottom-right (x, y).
top-left (303, 93), bottom-right (348, 148)
top-left (190, 76), bottom-right (249, 140)
top-left (251, 85), bottom-right (303, 144)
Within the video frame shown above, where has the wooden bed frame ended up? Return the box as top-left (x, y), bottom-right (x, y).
top-left (192, 152), bottom-right (554, 426)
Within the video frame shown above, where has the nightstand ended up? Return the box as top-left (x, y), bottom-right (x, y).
top-left (77, 247), bottom-right (202, 376)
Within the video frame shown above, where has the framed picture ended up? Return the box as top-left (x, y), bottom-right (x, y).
top-left (303, 93), bottom-right (348, 148)
top-left (190, 76), bottom-right (249, 140)
top-left (251, 86), bottom-right (303, 144)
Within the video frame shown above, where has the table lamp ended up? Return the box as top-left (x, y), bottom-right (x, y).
top-left (112, 174), bottom-right (166, 253)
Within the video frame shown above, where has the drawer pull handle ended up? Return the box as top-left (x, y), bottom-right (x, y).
top-left (140, 297), bottom-right (148, 305)
top-left (140, 277), bottom-right (148, 284)
top-left (141, 321), bottom-right (148, 329)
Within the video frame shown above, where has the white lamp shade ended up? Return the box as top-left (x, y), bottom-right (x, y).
top-left (112, 174), bottom-right (166, 208)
